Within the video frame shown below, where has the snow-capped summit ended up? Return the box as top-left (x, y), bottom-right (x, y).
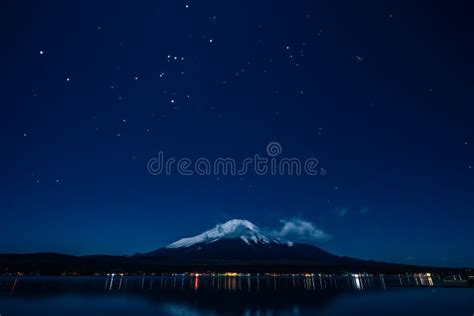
top-left (141, 219), bottom-right (338, 264)
top-left (166, 219), bottom-right (285, 248)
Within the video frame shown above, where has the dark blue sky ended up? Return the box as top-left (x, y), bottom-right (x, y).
top-left (1, 0), bottom-right (473, 267)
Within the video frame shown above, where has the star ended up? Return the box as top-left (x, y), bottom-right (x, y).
top-left (39, 50), bottom-right (44, 55)
top-left (23, 132), bottom-right (27, 137)
top-left (66, 77), bottom-right (70, 82)
top-left (56, 179), bottom-right (60, 183)
top-left (209, 39), bottom-right (214, 43)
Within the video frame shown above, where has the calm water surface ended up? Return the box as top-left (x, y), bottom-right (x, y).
top-left (0, 275), bottom-right (472, 315)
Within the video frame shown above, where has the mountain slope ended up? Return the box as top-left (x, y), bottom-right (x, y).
top-left (146, 239), bottom-right (339, 263)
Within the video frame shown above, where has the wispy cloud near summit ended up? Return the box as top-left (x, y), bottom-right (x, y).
top-left (271, 218), bottom-right (331, 243)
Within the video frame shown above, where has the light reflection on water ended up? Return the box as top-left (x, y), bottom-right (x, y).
top-left (0, 273), bottom-right (457, 294)
top-left (0, 275), bottom-right (472, 316)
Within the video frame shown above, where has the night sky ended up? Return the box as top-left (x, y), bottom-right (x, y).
top-left (1, 0), bottom-right (473, 267)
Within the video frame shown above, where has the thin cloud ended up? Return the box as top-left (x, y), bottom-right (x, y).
top-left (272, 218), bottom-right (331, 243)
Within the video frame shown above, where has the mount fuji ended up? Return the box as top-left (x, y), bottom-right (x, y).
top-left (139, 219), bottom-right (344, 264)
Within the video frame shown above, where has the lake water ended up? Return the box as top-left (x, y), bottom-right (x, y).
top-left (0, 275), bottom-right (472, 315)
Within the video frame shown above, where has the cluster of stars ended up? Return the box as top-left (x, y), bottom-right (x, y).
top-left (284, 43), bottom-right (307, 67)
top-left (167, 55), bottom-right (185, 62)
top-left (31, 8), bottom-right (227, 144)
top-left (21, 7), bottom-right (473, 191)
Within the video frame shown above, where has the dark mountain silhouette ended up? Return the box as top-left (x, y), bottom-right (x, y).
top-left (0, 220), bottom-right (470, 275)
